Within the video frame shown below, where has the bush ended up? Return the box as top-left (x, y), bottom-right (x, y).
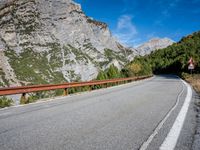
top-left (96, 64), bottom-right (122, 80)
top-left (124, 31), bottom-right (200, 76)
top-left (106, 64), bottom-right (121, 79)
top-left (20, 91), bottom-right (53, 104)
top-left (0, 96), bottom-right (13, 108)
top-left (181, 72), bottom-right (190, 79)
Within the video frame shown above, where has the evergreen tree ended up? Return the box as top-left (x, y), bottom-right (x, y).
top-left (96, 70), bottom-right (108, 80)
top-left (106, 64), bottom-right (121, 79)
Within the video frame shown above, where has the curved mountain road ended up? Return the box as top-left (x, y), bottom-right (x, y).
top-left (0, 75), bottom-right (196, 150)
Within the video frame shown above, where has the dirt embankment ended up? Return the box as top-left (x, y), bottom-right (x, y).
top-left (185, 74), bottom-right (200, 94)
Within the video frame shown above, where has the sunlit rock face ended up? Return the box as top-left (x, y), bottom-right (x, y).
top-left (137, 38), bottom-right (174, 56)
top-left (0, 0), bottom-right (136, 86)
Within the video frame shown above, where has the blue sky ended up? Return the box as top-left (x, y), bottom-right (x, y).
top-left (74, 0), bottom-right (200, 47)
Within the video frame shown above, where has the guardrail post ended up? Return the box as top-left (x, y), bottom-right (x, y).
top-left (63, 88), bottom-right (68, 96)
top-left (89, 85), bottom-right (92, 91)
top-left (106, 83), bottom-right (108, 88)
top-left (20, 93), bottom-right (27, 104)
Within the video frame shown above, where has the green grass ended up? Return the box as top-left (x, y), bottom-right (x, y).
top-left (104, 48), bottom-right (128, 63)
top-left (0, 96), bottom-right (13, 108)
top-left (5, 44), bottom-right (67, 85)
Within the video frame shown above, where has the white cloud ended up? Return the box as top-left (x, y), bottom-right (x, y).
top-left (113, 15), bottom-right (138, 46)
top-left (161, 0), bottom-right (180, 17)
top-left (117, 15), bottom-right (137, 34)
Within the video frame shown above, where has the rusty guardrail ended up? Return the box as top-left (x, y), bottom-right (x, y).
top-left (0, 76), bottom-right (151, 101)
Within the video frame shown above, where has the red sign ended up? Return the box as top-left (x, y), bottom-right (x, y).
top-left (188, 57), bottom-right (193, 64)
top-left (188, 57), bottom-right (194, 70)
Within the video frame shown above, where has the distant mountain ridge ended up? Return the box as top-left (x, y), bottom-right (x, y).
top-left (137, 38), bottom-right (174, 56)
top-left (0, 0), bottom-right (135, 87)
top-left (127, 31), bottom-right (200, 76)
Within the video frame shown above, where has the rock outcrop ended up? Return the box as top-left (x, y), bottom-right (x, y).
top-left (137, 38), bottom-right (174, 56)
top-left (0, 0), bottom-right (135, 87)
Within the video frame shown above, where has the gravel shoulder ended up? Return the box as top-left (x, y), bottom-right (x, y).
top-left (192, 90), bottom-right (200, 150)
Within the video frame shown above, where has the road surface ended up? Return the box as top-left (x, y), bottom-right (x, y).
top-left (0, 75), bottom-right (196, 150)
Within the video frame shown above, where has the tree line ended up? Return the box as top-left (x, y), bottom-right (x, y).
top-left (123, 31), bottom-right (200, 76)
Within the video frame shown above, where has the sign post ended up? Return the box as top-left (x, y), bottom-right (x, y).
top-left (188, 57), bottom-right (194, 74)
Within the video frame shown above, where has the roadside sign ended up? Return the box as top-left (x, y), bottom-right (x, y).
top-left (188, 57), bottom-right (195, 75)
top-left (188, 57), bottom-right (195, 74)
top-left (188, 63), bottom-right (194, 70)
top-left (188, 57), bottom-right (193, 64)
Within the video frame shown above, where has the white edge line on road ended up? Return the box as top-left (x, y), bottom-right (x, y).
top-left (159, 80), bottom-right (192, 150)
top-left (139, 79), bottom-right (186, 150)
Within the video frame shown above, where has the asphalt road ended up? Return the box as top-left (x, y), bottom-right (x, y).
top-left (0, 75), bottom-right (196, 150)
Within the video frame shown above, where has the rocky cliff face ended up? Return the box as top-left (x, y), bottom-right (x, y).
top-left (137, 38), bottom-right (174, 56)
top-left (0, 0), bottom-right (135, 87)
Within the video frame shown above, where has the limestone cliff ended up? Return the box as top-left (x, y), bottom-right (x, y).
top-left (0, 0), bottom-right (135, 87)
top-left (137, 38), bottom-right (174, 56)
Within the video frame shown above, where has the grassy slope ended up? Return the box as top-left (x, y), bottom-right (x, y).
top-left (184, 74), bottom-right (200, 94)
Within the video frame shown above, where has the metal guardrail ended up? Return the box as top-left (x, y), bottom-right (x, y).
top-left (0, 76), bottom-right (151, 101)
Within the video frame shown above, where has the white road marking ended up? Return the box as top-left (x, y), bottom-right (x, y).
top-left (159, 81), bottom-right (192, 150)
top-left (139, 79), bottom-right (186, 150)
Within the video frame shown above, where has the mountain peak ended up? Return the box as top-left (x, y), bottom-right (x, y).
top-left (137, 38), bottom-right (174, 56)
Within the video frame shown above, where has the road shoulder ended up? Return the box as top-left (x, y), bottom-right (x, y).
top-left (175, 88), bottom-right (197, 150)
top-left (192, 90), bottom-right (200, 150)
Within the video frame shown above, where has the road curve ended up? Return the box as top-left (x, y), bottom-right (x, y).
top-left (0, 75), bottom-right (196, 150)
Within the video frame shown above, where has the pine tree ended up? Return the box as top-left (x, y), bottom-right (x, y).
top-left (107, 64), bottom-right (121, 79)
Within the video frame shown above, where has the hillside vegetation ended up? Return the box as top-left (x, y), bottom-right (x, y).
top-left (124, 31), bottom-right (200, 76)
top-left (184, 74), bottom-right (200, 94)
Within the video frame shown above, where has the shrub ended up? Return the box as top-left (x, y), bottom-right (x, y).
top-left (0, 96), bottom-right (13, 108)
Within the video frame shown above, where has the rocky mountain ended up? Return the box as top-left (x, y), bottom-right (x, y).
top-left (0, 0), bottom-right (135, 87)
top-left (137, 38), bottom-right (174, 56)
